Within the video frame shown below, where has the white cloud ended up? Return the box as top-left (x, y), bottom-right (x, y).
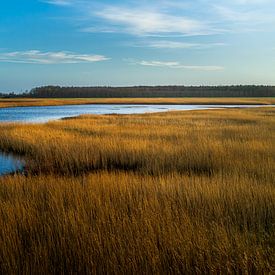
top-left (94, 7), bottom-right (212, 36)
top-left (130, 59), bottom-right (224, 71)
top-left (42, 0), bottom-right (275, 36)
top-left (0, 50), bottom-right (109, 64)
top-left (135, 40), bottom-right (226, 49)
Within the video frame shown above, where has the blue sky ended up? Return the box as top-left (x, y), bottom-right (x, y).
top-left (0, 0), bottom-right (275, 92)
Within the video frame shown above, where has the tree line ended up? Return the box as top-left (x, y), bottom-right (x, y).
top-left (1, 85), bottom-right (275, 98)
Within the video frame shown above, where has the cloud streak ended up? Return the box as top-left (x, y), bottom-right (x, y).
top-left (134, 40), bottom-right (226, 49)
top-left (94, 7), bottom-right (213, 36)
top-left (44, 0), bottom-right (275, 36)
top-left (130, 60), bottom-right (224, 71)
top-left (41, 0), bottom-right (74, 6)
top-left (0, 50), bottom-right (109, 64)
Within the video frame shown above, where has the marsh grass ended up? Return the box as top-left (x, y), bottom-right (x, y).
top-left (0, 97), bottom-right (275, 108)
top-left (0, 108), bottom-right (274, 179)
top-left (0, 107), bottom-right (274, 273)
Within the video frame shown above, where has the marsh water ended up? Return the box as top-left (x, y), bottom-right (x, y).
top-left (0, 104), bottom-right (271, 175)
top-left (0, 152), bottom-right (24, 176)
top-left (0, 104), bottom-right (267, 123)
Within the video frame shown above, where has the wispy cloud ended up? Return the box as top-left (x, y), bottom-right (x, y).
top-left (93, 7), bottom-right (213, 37)
top-left (230, 0), bottom-right (273, 4)
top-left (41, 0), bottom-right (73, 6)
top-left (213, 2), bottom-right (275, 29)
top-left (214, 5), bottom-right (261, 23)
top-left (129, 59), bottom-right (224, 71)
top-left (134, 40), bottom-right (226, 49)
top-left (43, 0), bottom-right (275, 35)
top-left (0, 50), bottom-right (109, 64)
top-left (81, 26), bottom-right (118, 34)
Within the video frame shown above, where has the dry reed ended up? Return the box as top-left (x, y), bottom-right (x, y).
top-left (0, 97), bottom-right (275, 108)
top-left (0, 107), bottom-right (274, 273)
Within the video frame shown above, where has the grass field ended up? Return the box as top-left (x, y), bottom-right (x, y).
top-left (0, 107), bottom-right (274, 273)
top-left (0, 97), bottom-right (275, 108)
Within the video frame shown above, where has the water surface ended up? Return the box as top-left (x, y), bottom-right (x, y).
top-left (0, 104), bottom-right (272, 175)
top-left (0, 152), bottom-right (24, 176)
top-left (0, 104), bottom-right (267, 123)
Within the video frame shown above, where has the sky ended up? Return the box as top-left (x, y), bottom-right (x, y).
top-left (0, 0), bottom-right (275, 92)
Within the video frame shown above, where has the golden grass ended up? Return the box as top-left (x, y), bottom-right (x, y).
top-left (0, 97), bottom-right (275, 108)
top-left (0, 107), bottom-right (274, 273)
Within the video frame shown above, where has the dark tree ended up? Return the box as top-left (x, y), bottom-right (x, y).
top-left (23, 85), bottom-right (275, 98)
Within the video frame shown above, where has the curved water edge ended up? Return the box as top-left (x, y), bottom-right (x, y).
top-left (0, 152), bottom-right (25, 176)
top-left (0, 104), bottom-right (273, 176)
top-left (0, 104), bottom-right (273, 123)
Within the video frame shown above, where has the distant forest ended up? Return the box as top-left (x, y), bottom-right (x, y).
top-left (1, 85), bottom-right (275, 98)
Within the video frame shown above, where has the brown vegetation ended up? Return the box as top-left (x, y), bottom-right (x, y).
top-left (0, 97), bottom-right (275, 108)
top-left (0, 107), bottom-right (274, 273)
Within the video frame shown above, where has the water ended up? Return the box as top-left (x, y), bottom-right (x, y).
top-left (0, 104), bottom-right (272, 175)
top-left (0, 104), bottom-right (268, 123)
top-left (0, 152), bottom-right (24, 176)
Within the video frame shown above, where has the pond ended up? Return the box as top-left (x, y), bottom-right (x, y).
top-left (0, 104), bottom-right (268, 123)
top-left (0, 152), bottom-right (24, 176)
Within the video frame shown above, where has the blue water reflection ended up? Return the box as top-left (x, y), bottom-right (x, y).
top-left (0, 152), bottom-right (24, 176)
top-left (0, 104), bottom-right (266, 123)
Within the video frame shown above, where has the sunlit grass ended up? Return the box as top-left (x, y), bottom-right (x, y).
top-left (0, 97), bottom-right (274, 108)
top-left (0, 107), bottom-right (274, 273)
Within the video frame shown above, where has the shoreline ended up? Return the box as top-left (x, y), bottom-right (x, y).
top-left (1, 106), bottom-right (274, 176)
top-left (0, 97), bottom-right (275, 109)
